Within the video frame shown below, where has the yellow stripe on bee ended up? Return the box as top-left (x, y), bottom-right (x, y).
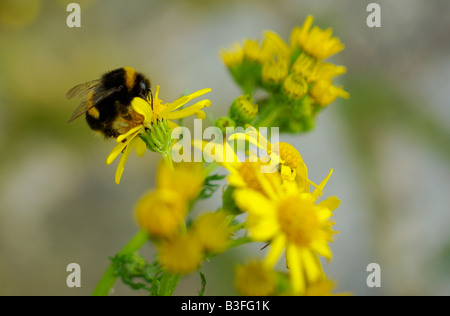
top-left (123, 67), bottom-right (137, 91)
top-left (88, 106), bottom-right (100, 119)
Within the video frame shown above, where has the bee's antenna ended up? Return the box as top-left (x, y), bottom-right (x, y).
top-left (149, 88), bottom-right (154, 110)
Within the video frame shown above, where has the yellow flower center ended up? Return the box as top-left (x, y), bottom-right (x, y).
top-left (237, 160), bottom-right (265, 193)
top-left (150, 95), bottom-right (165, 123)
top-left (277, 195), bottom-right (319, 247)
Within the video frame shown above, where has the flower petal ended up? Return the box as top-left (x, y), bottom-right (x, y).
top-left (106, 142), bottom-right (127, 165)
top-left (318, 196), bottom-right (340, 212)
top-left (264, 235), bottom-right (286, 268)
top-left (135, 138), bottom-right (147, 157)
top-left (286, 244), bottom-right (305, 294)
top-left (115, 138), bottom-right (138, 185)
top-left (248, 213), bottom-right (280, 241)
top-left (131, 97), bottom-right (153, 123)
top-left (301, 248), bottom-right (324, 283)
top-left (167, 120), bottom-right (179, 130)
top-left (311, 239), bottom-right (333, 261)
top-left (116, 126), bottom-right (141, 144)
top-left (162, 88), bottom-right (212, 114)
top-left (312, 168), bottom-right (333, 199)
top-left (233, 189), bottom-right (274, 216)
top-left (166, 100), bottom-right (211, 120)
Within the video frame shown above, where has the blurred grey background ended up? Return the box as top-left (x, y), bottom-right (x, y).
top-left (0, 0), bottom-right (449, 296)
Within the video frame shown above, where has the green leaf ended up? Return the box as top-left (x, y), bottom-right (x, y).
top-left (198, 173), bottom-right (227, 200)
top-left (111, 253), bottom-right (162, 293)
top-left (198, 270), bottom-right (207, 296)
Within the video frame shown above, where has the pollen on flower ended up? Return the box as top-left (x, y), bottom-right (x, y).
top-left (235, 260), bottom-right (278, 296)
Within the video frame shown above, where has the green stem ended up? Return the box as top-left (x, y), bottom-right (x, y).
top-left (163, 150), bottom-right (174, 170)
top-left (158, 272), bottom-right (181, 296)
top-left (230, 222), bottom-right (247, 232)
top-left (227, 236), bottom-right (252, 250)
top-left (204, 236), bottom-right (253, 263)
top-left (254, 103), bottom-right (282, 128)
top-left (92, 230), bottom-right (149, 296)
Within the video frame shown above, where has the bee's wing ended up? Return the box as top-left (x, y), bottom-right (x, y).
top-left (67, 84), bottom-right (124, 123)
top-left (66, 79), bottom-right (101, 99)
top-left (68, 99), bottom-right (93, 123)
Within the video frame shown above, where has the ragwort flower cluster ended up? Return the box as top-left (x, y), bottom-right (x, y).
top-left (219, 15), bottom-right (349, 133)
top-left (85, 15), bottom-right (348, 297)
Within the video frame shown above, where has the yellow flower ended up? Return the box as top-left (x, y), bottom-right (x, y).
top-left (157, 233), bottom-right (204, 274)
top-left (220, 42), bottom-right (244, 68)
top-left (262, 57), bottom-right (290, 86)
top-left (221, 38), bottom-right (273, 67)
top-left (135, 189), bottom-right (186, 238)
top-left (242, 39), bottom-right (261, 62)
top-left (305, 278), bottom-right (349, 296)
top-left (152, 86), bottom-right (212, 124)
top-left (229, 95), bottom-right (258, 124)
top-left (195, 126), bottom-right (315, 197)
top-left (283, 73), bottom-right (308, 100)
top-left (262, 31), bottom-right (291, 60)
top-left (229, 126), bottom-right (310, 188)
top-left (235, 259), bottom-right (278, 296)
top-left (191, 211), bottom-right (232, 254)
top-left (290, 15), bottom-right (345, 60)
top-left (233, 170), bottom-right (339, 295)
top-left (192, 136), bottom-right (282, 202)
top-left (105, 86), bottom-right (211, 184)
top-left (310, 79), bottom-right (350, 107)
top-left (292, 53), bottom-right (347, 83)
top-left (157, 161), bottom-right (206, 203)
top-left (135, 161), bottom-right (206, 238)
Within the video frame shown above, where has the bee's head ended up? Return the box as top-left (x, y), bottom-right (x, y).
top-left (134, 74), bottom-right (151, 103)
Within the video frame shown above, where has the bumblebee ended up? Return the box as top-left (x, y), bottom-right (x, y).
top-left (67, 67), bottom-right (152, 138)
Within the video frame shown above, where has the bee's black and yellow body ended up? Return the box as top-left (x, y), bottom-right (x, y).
top-left (67, 67), bottom-right (152, 138)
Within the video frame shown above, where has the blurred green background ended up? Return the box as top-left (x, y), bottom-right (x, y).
top-left (0, 0), bottom-right (449, 296)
